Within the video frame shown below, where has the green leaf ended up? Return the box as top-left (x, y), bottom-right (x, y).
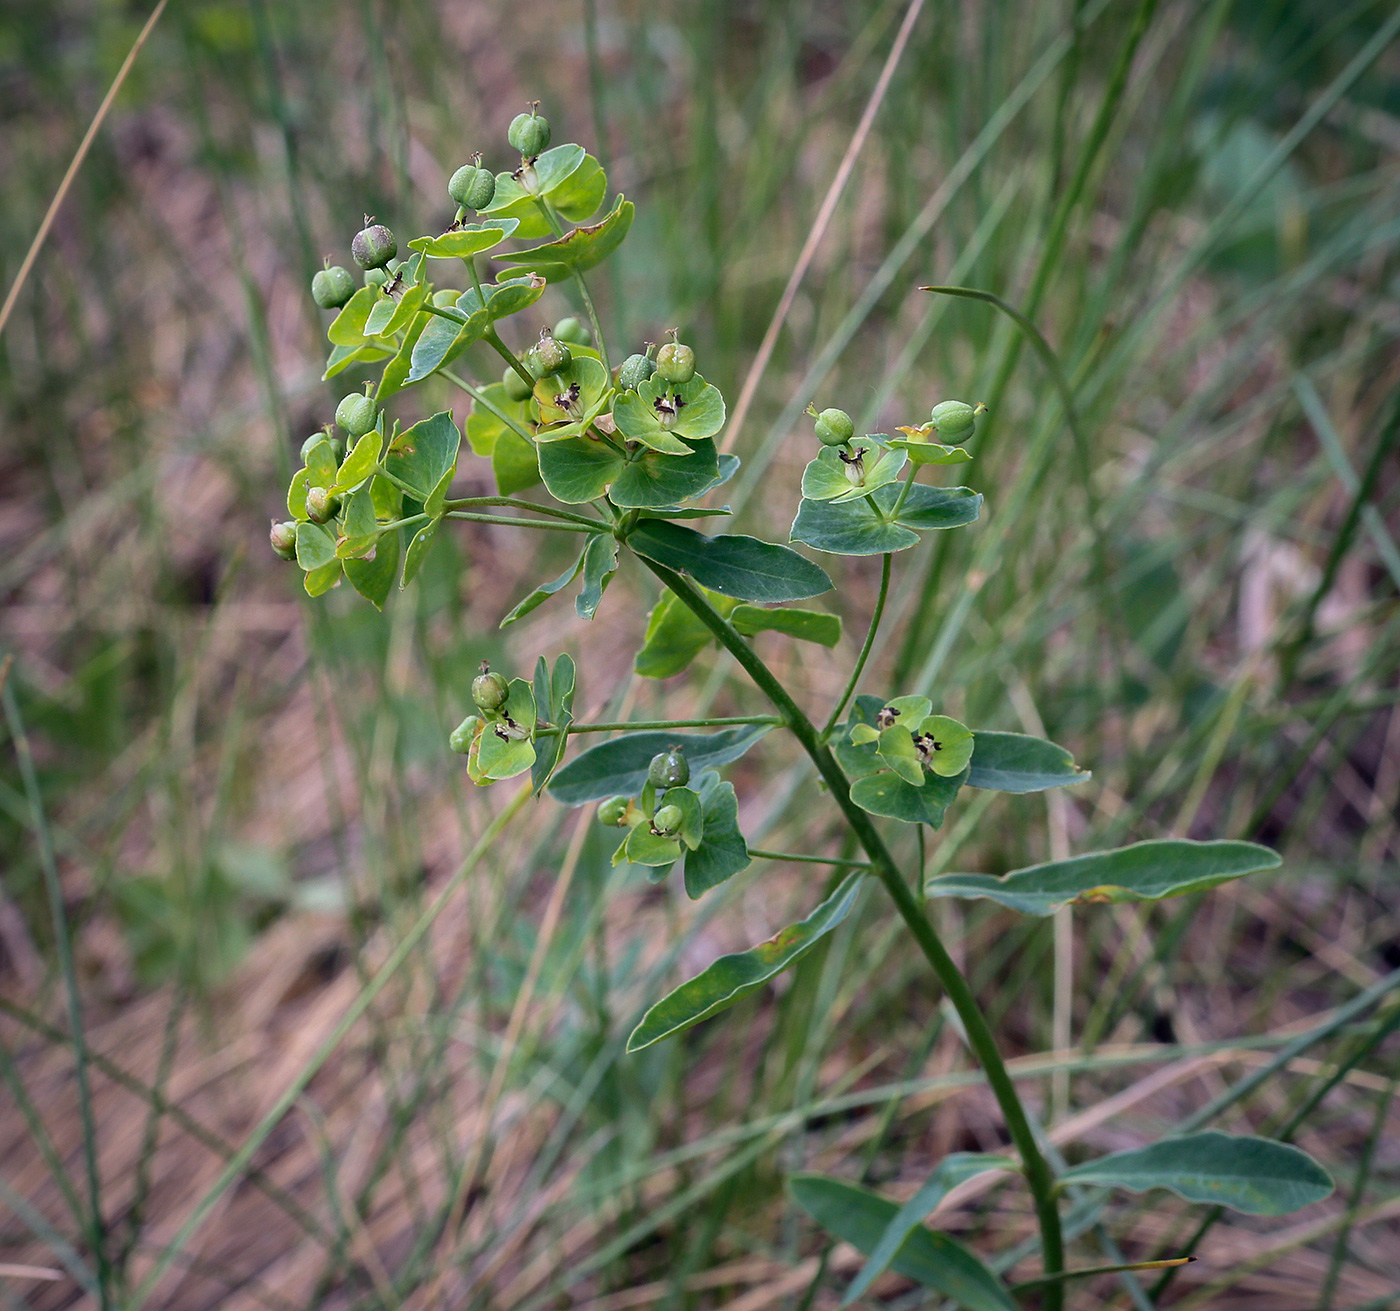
top-left (966, 731), bottom-right (1088, 793)
top-left (287, 468), bottom-right (310, 520)
top-left (363, 281), bottom-right (428, 340)
top-left (634, 588), bottom-right (738, 678)
top-left (788, 1176), bottom-right (1016, 1311)
top-left (479, 146), bottom-right (591, 237)
top-left (916, 715), bottom-right (974, 778)
top-left (614, 375), bottom-right (727, 449)
top-left (344, 532), bottom-right (400, 610)
top-left (303, 438), bottom-right (339, 490)
top-left (926, 839), bottom-right (1281, 916)
top-left (801, 441), bottom-right (907, 504)
top-left (294, 521), bottom-right (337, 571)
top-left (500, 547), bottom-right (587, 627)
top-left (492, 430), bottom-right (541, 495)
top-left (681, 773), bottom-right (750, 899)
top-left (850, 768), bottom-right (965, 828)
top-left (627, 872), bottom-right (864, 1051)
top-left (534, 356), bottom-right (613, 441)
top-left (729, 605), bottom-right (841, 646)
top-left (335, 430), bottom-right (382, 494)
top-left (475, 679), bottom-right (538, 782)
top-left (549, 725), bottom-right (771, 806)
top-left (1061, 1132), bottom-right (1333, 1216)
top-left (336, 485), bottom-right (380, 555)
top-left (406, 304), bottom-right (471, 383)
top-left (550, 152), bottom-right (607, 221)
top-left (887, 435), bottom-right (974, 466)
top-left (659, 785), bottom-right (705, 850)
top-left (400, 518), bottom-right (440, 588)
top-left (323, 341), bottom-right (390, 381)
top-left (385, 411), bottom-right (461, 500)
top-left (538, 435), bottom-right (624, 504)
top-left (530, 653), bottom-right (576, 795)
top-left (465, 382), bottom-right (523, 457)
top-left (577, 532), bottom-right (619, 620)
top-left (407, 277), bottom-right (546, 384)
top-left (326, 285), bottom-right (379, 346)
top-left (791, 483), bottom-right (982, 556)
top-left (496, 197), bottom-right (634, 281)
top-left (875, 725), bottom-right (923, 786)
top-left (303, 560), bottom-right (342, 597)
top-left (628, 521), bottom-right (832, 603)
top-left (843, 1155), bottom-right (1016, 1306)
top-left (407, 218), bottom-right (520, 259)
top-left (611, 440), bottom-right (721, 509)
top-left (619, 822), bottom-right (682, 868)
top-left (374, 312), bottom-right (430, 401)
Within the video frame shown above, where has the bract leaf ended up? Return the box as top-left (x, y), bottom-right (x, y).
top-left (791, 483), bottom-right (982, 556)
top-left (538, 434), bottom-right (624, 504)
top-left (916, 715), bottom-right (974, 778)
top-left (400, 519), bottom-right (440, 588)
top-left (385, 411), bottom-right (461, 501)
top-left (407, 218), bottom-right (520, 259)
top-left (344, 532), bottom-right (400, 610)
top-left (847, 765), bottom-right (965, 828)
top-left (843, 1154), bottom-right (1016, 1306)
top-left (496, 197), bottom-right (634, 281)
top-left (730, 605), bottom-right (841, 647)
top-left (626, 872), bottom-right (864, 1051)
top-left (611, 440), bottom-right (721, 509)
top-left (530, 653), bottom-right (576, 795)
top-left (327, 285), bottom-right (378, 346)
top-left (577, 532), bottom-right (619, 620)
top-left (294, 521), bottom-right (337, 571)
top-left (877, 725), bottom-right (925, 786)
top-left (375, 312), bottom-right (430, 401)
top-left (1060, 1132), bottom-right (1333, 1216)
top-left (966, 731), bottom-right (1088, 793)
top-left (788, 1176), bottom-right (1016, 1311)
top-left (493, 430), bottom-right (541, 495)
top-left (549, 725), bottom-right (771, 806)
top-left (634, 588), bottom-right (738, 678)
top-left (681, 773), bottom-right (750, 899)
top-left (474, 679), bottom-right (537, 782)
top-left (303, 560), bottom-right (342, 597)
top-left (628, 521), bottom-right (832, 603)
top-left (549, 152), bottom-right (607, 221)
top-left (335, 430), bottom-right (383, 494)
top-left (926, 839), bottom-right (1281, 916)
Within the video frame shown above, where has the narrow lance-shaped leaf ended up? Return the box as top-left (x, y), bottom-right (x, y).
top-left (629, 520), bottom-right (832, 603)
top-left (577, 532), bottom-right (619, 620)
top-left (627, 872), bottom-right (864, 1051)
top-left (926, 839), bottom-right (1282, 916)
top-left (1060, 1132), bottom-right (1333, 1216)
top-left (843, 1154), bottom-right (1017, 1306)
top-left (966, 730), bottom-right (1088, 793)
top-left (730, 605), bottom-right (841, 647)
top-left (788, 1176), bottom-right (1016, 1311)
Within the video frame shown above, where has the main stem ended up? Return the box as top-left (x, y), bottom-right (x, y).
top-left (639, 557), bottom-right (1065, 1304)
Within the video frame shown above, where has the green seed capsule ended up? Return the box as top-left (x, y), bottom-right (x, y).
top-left (449, 716), bottom-right (478, 755)
top-left (652, 804), bottom-right (684, 837)
top-left (647, 749), bottom-right (690, 789)
top-left (508, 107), bottom-right (550, 157)
top-left (617, 352), bottom-right (656, 391)
top-left (814, 407), bottom-right (854, 447)
top-left (305, 487), bottom-right (338, 524)
top-left (270, 520), bottom-right (298, 560)
top-left (503, 364), bottom-right (535, 402)
top-left (335, 392), bottom-right (379, 438)
top-left (929, 400), bottom-right (981, 442)
top-left (656, 341), bottom-right (695, 385)
top-left (301, 432), bottom-right (332, 462)
top-left (534, 330), bottom-right (571, 376)
top-left (553, 316), bottom-right (589, 345)
top-left (351, 220), bottom-right (397, 270)
top-left (311, 264), bottom-right (356, 309)
top-left (448, 159), bottom-right (496, 211)
top-left (472, 666), bottom-right (510, 713)
top-left (597, 796), bottom-right (630, 828)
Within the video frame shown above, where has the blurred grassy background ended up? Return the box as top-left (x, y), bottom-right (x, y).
top-left (2, 0), bottom-right (1400, 1307)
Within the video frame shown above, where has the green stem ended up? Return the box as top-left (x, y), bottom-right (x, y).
top-left (443, 512), bottom-right (602, 533)
top-left (444, 496), bottom-right (600, 527)
top-left (637, 558), bottom-right (1066, 1304)
top-left (535, 197), bottom-right (611, 373)
top-left (748, 849), bottom-right (872, 869)
top-left (485, 329), bottom-right (538, 393)
top-left (536, 714), bottom-right (782, 735)
top-left (823, 552), bottom-right (891, 737)
top-left (466, 255), bottom-right (486, 301)
top-left (438, 368), bottom-right (536, 444)
top-left (888, 460), bottom-right (918, 519)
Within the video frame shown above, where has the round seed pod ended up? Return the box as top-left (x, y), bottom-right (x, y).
top-left (305, 487), bottom-right (338, 524)
top-left (534, 330), bottom-right (571, 377)
top-left (618, 351), bottom-right (657, 391)
top-left (814, 407), bottom-right (854, 447)
top-left (335, 392), bottom-right (379, 438)
top-left (652, 804), bottom-right (684, 837)
top-left (503, 363), bottom-right (536, 402)
top-left (351, 220), bottom-right (397, 270)
top-left (647, 749), bottom-right (690, 789)
top-left (597, 797), bottom-right (630, 828)
top-left (553, 316), bottom-right (589, 345)
top-left (449, 716), bottom-right (478, 755)
top-left (448, 159), bottom-right (496, 211)
top-left (301, 432), bottom-right (333, 462)
top-left (311, 264), bottom-right (356, 309)
top-left (472, 667), bottom-right (510, 714)
top-left (656, 340), bottom-right (695, 385)
top-left (269, 520), bottom-right (298, 560)
top-left (929, 400), bottom-right (980, 442)
top-left (508, 107), bottom-right (550, 157)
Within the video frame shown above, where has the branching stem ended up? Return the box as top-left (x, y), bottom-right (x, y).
top-left (823, 552), bottom-right (891, 738)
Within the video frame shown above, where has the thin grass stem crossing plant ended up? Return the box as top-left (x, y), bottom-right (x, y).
top-left (270, 104), bottom-right (1335, 1309)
